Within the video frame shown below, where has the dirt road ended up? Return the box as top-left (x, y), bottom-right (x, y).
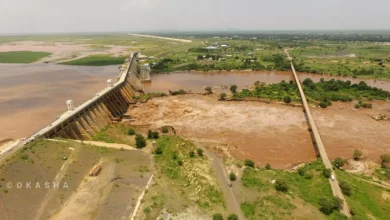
top-left (34, 145), bottom-right (79, 220)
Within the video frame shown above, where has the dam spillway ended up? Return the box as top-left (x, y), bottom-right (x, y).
top-left (26, 53), bottom-right (142, 141)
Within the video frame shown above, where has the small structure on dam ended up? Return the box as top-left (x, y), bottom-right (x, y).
top-left (140, 64), bottom-right (151, 82)
top-left (66, 100), bottom-right (74, 111)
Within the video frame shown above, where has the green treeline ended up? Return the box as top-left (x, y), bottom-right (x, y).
top-left (151, 54), bottom-right (290, 73)
top-left (234, 79), bottom-right (390, 108)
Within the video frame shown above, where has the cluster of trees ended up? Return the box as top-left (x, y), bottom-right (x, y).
top-left (262, 54), bottom-right (290, 71)
top-left (244, 159), bottom-right (255, 168)
top-left (169, 89), bottom-right (187, 95)
top-left (302, 78), bottom-right (390, 107)
top-left (212, 213), bottom-right (238, 220)
top-left (151, 47), bottom-right (291, 72)
top-left (147, 130), bottom-right (159, 139)
top-left (235, 80), bottom-right (300, 102)
top-left (355, 100), bottom-right (372, 109)
top-left (228, 79), bottom-right (388, 108)
top-left (150, 58), bottom-right (175, 73)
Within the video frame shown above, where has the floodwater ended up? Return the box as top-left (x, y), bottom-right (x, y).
top-left (0, 63), bottom-right (119, 139)
top-left (1, 66), bottom-right (390, 141)
top-left (144, 71), bottom-right (390, 93)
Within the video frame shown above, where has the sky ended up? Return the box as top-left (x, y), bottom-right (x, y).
top-left (0, 0), bottom-right (389, 34)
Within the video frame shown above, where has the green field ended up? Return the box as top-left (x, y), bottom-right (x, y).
top-left (238, 160), bottom-right (338, 219)
top-left (60, 55), bottom-right (127, 66)
top-left (336, 169), bottom-right (390, 219)
top-left (0, 51), bottom-right (51, 63)
top-left (1, 33), bottom-right (390, 79)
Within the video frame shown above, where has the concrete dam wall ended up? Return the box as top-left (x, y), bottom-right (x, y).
top-left (27, 53), bottom-right (142, 141)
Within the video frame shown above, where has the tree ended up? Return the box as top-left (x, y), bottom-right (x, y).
top-left (244, 159), bottom-right (255, 168)
top-left (227, 214), bottom-right (238, 220)
top-left (177, 160), bottom-right (183, 166)
top-left (305, 172), bottom-right (313, 179)
top-left (189, 151), bottom-right (195, 157)
top-left (161, 126), bottom-right (169, 133)
top-left (127, 128), bottom-right (136, 135)
top-left (152, 131), bottom-right (159, 139)
top-left (148, 130), bottom-right (159, 139)
top-left (230, 85), bottom-right (238, 93)
top-left (147, 130), bottom-right (153, 139)
top-left (197, 148), bottom-right (203, 156)
top-left (229, 172), bottom-right (237, 181)
top-left (283, 96), bottom-right (292, 104)
top-left (298, 167), bottom-right (305, 176)
top-left (219, 93), bottom-right (227, 100)
top-left (135, 134), bottom-right (146, 148)
top-left (339, 181), bottom-right (352, 196)
top-left (265, 163), bottom-right (271, 170)
top-left (318, 197), bottom-right (343, 215)
top-left (275, 179), bottom-right (288, 192)
top-left (154, 146), bottom-right (163, 155)
top-left (333, 158), bottom-right (346, 168)
top-left (319, 100), bottom-right (328, 108)
top-left (353, 149), bottom-right (362, 161)
top-left (212, 213), bottom-right (223, 220)
top-left (205, 86), bottom-right (212, 94)
top-left (323, 168), bottom-right (332, 178)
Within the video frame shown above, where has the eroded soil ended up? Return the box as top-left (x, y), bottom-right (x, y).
top-left (127, 94), bottom-right (390, 168)
top-left (127, 94), bottom-right (315, 168)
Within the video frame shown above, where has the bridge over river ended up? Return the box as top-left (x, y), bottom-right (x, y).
top-left (287, 49), bottom-right (351, 217)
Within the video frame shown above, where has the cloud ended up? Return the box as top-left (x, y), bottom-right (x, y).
top-left (122, 0), bottom-right (164, 11)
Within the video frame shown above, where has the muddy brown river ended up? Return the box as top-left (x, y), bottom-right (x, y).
top-left (144, 71), bottom-right (390, 93)
top-left (1, 66), bottom-right (390, 141)
top-left (0, 64), bottom-right (119, 139)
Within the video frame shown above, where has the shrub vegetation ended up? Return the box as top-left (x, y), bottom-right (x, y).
top-left (135, 134), bottom-right (146, 148)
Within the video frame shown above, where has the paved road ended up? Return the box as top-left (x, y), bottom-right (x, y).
top-left (286, 50), bottom-right (351, 217)
top-left (205, 150), bottom-right (245, 220)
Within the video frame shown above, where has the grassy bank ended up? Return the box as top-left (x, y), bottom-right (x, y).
top-left (335, 169), bottom-right (390, 219)
top-left (60, 55), bottom-right (126, 66)
top-left (0, 51), bottom-right (51, 63)
top-left (238, 160), bottom-right (337, 219)
top-left (140, 136), bottom-right (226, 219)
